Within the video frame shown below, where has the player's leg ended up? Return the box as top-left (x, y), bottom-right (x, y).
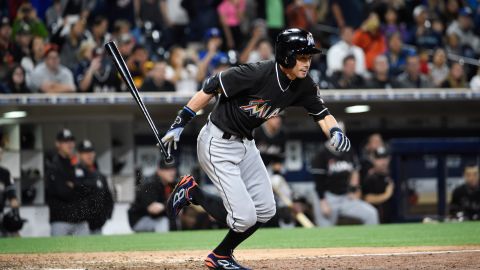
top-left (239, 139), bottom-right (276, 224)
top-left (338, 197), bottom-right (379, 225)
top-left (312, 192), bottom-right (340, 226)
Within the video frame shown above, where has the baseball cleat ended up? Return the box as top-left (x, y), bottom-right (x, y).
top-left (166, 175), bottom-right (197, 218)
top-left (204, 252), bottom-right (251, 270)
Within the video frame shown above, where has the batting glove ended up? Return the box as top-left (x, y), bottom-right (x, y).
top-left (329, 127), bottom-right (351, 152)
top-left (161, 106), bottom-right (196, 155)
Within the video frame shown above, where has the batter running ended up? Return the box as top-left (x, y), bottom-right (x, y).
top-left (162, 28), bottom-right (351, 270)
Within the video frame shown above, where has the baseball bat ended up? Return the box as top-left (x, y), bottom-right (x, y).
top-left (104, 41), bottom-right (173, 163)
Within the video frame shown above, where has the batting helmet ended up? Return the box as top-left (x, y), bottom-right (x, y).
top-left (275, 28), bottom-right (321, 68)
top-left (2, 209), bottom-right (26, 232)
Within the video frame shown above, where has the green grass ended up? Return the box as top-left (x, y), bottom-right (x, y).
top-left (1, 222), bottom-right (479, 254)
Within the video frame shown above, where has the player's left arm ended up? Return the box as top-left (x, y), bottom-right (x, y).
top-left (317, 115), bottom-right (351, 152)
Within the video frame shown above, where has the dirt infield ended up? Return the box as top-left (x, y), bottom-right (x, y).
top-left (1, 246), bottom-right (480, 269)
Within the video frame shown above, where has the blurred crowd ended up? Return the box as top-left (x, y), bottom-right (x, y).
top-left (1, 0), bottom-right (480, 95)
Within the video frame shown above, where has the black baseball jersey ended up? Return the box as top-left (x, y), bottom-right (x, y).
top-left (203, 60), bottom-right (330, 139)
top-left (362, 173), bottom-right (390, 196)
top-left (0, 167), bottom-right (16, 213)
top-left (310, 143), bottom-right (359, 199)
top-left (450, 184), bottom-right (480, 220)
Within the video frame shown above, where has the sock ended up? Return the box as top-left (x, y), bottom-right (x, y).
top-left (213, 222), bottom-right (263, 256)
top-left (190, 186), bottom-right (228, 225)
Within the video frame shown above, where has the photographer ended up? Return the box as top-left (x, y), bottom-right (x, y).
top-left (75, 41), bottom-right (122, 92)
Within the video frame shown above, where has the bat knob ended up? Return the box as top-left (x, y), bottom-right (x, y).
top-left (164, 156), bottom-right (175, 165)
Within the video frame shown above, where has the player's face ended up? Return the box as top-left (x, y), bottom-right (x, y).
top-left (292, 54), bottom-right (313, 79)
top-left (158, 167), bottom-right (177, 184)
top-left (79, 151), bottom-right (96, 166)
top-left (464, 166), bottom-right (479, 188)
top-left (56, 140), bottom-right (75, 157)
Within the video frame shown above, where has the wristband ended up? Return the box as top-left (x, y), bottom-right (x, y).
top-left (170, 106), bottom-right (196, 129)
top-left (329, 127), bottom-right (342, 138)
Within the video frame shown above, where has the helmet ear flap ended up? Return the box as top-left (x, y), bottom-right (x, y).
top-left (284, 51), bottom-right (296, 68)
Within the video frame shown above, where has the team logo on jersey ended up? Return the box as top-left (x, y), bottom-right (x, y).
top-left (240, 99), bottom-right (281, 119)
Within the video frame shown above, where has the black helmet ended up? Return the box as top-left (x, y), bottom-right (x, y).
top-left (275, 28), bottom-right (321, 68)
top-left (2, 209), bottom-right (26, 232)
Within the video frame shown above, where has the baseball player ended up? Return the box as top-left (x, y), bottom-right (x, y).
top-left (162, 28), bottom-right (351, 270)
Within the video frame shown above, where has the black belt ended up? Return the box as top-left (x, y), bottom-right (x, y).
top-left (222, 132), bottom-right (235, 140)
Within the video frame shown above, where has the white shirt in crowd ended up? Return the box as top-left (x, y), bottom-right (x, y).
top-left (326, 40), bottom-right (366, 76)
top-left (27, 62), bottom-right (76, 93)
top-left (166, 0), bottom-right (189, 25)
top-left (165, 64), bottom-right (198, 95)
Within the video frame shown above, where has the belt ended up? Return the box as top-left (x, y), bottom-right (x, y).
top-left (207, 120), bottom-right (244, 141)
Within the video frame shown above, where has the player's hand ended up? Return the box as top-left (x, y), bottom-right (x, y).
top-left (329, 128), bottom-right (351, 152)
top-left (147, 202), bottom-right (165, 215)
top-left (161, 127), bottom-right (184, 156)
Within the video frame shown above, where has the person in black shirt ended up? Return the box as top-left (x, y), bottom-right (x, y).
top-left (161, 28), bottom-right (351, 270)
top-left (46, 129), bottom-right (90, 236)
top-left (450, 163), bottom-right (480, 221)
top-left (76, 140), bottom-right (114, 234)
top-left (365, 55), bottom-right (394, 89)
top-left (0, 147), bottom-right (21, 237)
top-left (329, 55), bottom-right (365, 89)
top-left (361, 147), bottom-right (394, 223)
top-left (128, 158), bottom-right (177, 232)
top-left (310, 127), bottom-right (379, 227)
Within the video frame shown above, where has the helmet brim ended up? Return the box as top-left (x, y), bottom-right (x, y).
top-left (297, 47), bottom-right (322, 55)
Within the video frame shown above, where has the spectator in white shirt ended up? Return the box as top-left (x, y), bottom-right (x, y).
top-left (327, 26), bottom-right (366, 76)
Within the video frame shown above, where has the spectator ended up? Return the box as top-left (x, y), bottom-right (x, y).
top-left (326, 26), bottom-right (366, 76)
top-left (382, 7), bottom-right (409, 43)
top-left (116, 32), bottom-right (136, 59)
top-left (134, 0), bottom-right (169, 48)
top-left (45, 0), bottom-right (63, 31)
top-left (329, 55), bottom-right (365, 89)
top-left (128, 158), bottom-right (177, 232)
top-left (46, 129), bottom-right (89, 236)
top-left (441, 62), bottom-right (468, 88)
top-left (197, 28), bottom-right (228, 80)
top-left (450, 163), bottom-right (480, 221)
top-left (445, 32), bottom-right (462, 56)
top-left (28, 45), bottom-right (76, 93)
top-left (471, 68), bottom-right (480, 91)
top-left (140, 61), bottom-right (175, 92)
top-left (87, 15), bottom-right (110, 47)
top-left (106, 0), bottom-right (136, 28)
top-left (165, 46), bottom-right (199, 95)
top-left (217, 0), bottom-right (246, 50)
top-left (310, 126), bottom-right (379, 226)
top-left (76, 140), bottom-right (114, 234)
top-left (385, 31), bottom-right (412, 76)
top-left (0, 146), bottom-right (21, 237)
top-left (181, 0), bottom-right (220, 42)
top-left (352, 12), bottom-right (386, 71)
top-left (0, 17), bottom-right (12, 71)
top-left (20, 35), bottom-right (45, 83)
top-left (330, 0), bottom-right (366, 29)
top-left (411, 5), bottom-right (443, 50)
top-left (164, 0), bottom-right (190, 47)
top-left (359, 133), bottom-right (385, 181)
top-left (11, 3), bottom-right (48, 40)
top-left (51, 17), bottom-right (88, 71)
top-left (1, 65), bottom-right (31, 94)
top-left (286, 0), bottom-right (317, 31)
top-left (361, 147), bottom-right (395, 223)
top-left (428, 48), bottom-right (450, 87)
top-left (366, 55), bottom-right (394, 89)
top-left (447, 7), bottom-right (480, 56)
top-left (394, 54), bottom-right (434, 88)
top-left (10, 22), bottom-right (33, 63)
top-left (256, 0), bottom-right (286, 42)
top-left (239, 20), bottom-right (273, 64)
top-left (62, 0), bottom-right (95, 18)
top-left (126, 45), bottom-right (152, 88)
top-left (76, 42), bottom-right (122, 92)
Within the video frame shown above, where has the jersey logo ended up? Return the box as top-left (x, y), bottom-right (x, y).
top-left (240, 99), bottom-right (281, 119)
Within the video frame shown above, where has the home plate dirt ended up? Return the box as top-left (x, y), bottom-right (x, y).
top-left (1, 246), bottom-right (480, 269)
